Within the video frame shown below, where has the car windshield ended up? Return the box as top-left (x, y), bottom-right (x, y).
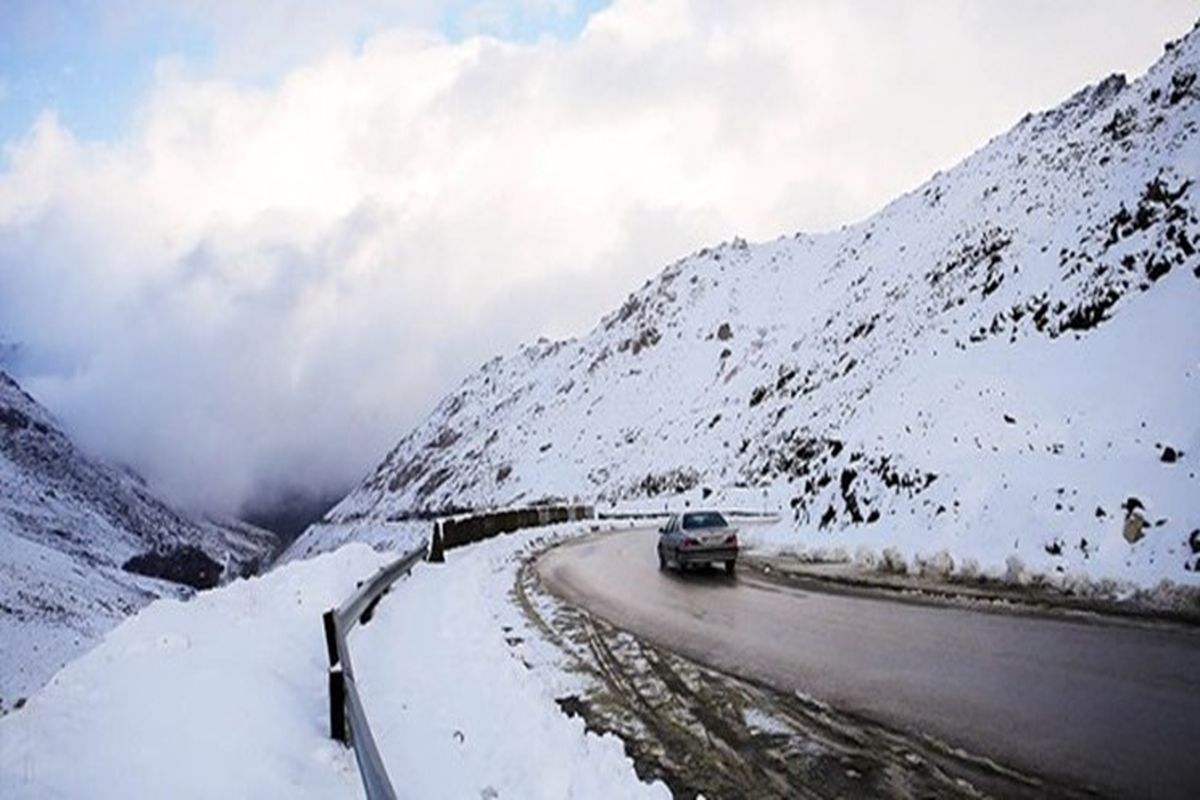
top-left (681, 512), bottom-right (728, 530)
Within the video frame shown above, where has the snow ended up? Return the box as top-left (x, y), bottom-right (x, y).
top-left (0, 546), bottom-right (375, 798)
top-left (0, 527), bottom-right (186, 711)
top-left (304, 26), bottom-right (1200, 590)
top-left (0, 525), bottom-right (666, 799)
top-left (282, 518), bottom-right (429, 564)
top-left (352, 523), bottom-right (667, 799)
top-left (0, 370), bottom-right (278, 707)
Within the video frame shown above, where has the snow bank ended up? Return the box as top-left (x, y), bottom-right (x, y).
top-left (1, 525), bottom-right (664, 799)
top-left (282, 519), bottom-right (429, 564)
top-left (349, 522), bottom-right (667, 799)
top-left (0, 545), bottom-right (383, 798)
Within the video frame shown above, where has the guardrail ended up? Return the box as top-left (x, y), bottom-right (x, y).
top-left (322, 542), bottom-right (428, 800)
top-left (428, 503), bottom-right (594, 561)
top-left (322, 504), bottom-right (595, 797)
top-left (597, 509), bottom-right (781, 521)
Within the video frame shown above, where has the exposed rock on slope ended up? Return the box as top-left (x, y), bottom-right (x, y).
top-left (297, 23), bottom-right (1200, 585)
top-left (0, 371), bottom-right (278, 706)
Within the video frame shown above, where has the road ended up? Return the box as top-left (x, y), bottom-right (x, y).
top-left (536, 527), bottom-right (1200, 799)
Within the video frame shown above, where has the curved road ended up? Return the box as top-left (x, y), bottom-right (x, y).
top-left (537, 527), bottom-right (1200, 799)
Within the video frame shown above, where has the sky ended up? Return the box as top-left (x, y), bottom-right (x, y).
top-left (0, 0), bottom-right (1196, 516)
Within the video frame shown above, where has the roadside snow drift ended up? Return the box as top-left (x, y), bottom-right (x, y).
top-left (0, 528), bottom-right (664, 800)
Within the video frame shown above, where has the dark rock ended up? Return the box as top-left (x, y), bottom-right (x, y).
top-left (0, 406), bottom-right (31, 431)
top-left (1169, 70), bottom-right (1196, 105)
top-left (819, 505), bottom-right (836, 529)
top-left (427, 427), bottom-right (461, 450)
top-left (1101, 106), bottom-right (1138, 140)
top-left (415, 467), bottom-right (453, 499)
top-left (122, 546), bottom-right (223, 590)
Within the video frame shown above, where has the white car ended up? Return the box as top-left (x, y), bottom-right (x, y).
top-left (657, 511), bottom-right (739, 574)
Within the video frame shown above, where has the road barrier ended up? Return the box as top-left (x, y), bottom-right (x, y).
top-left (321, 503), bottom-right (594, 798)
top-left (322, 542), bottom-right (428, 800)
top-left (428, 503), bottom-right (594, 561)
top-left (597, 509), bottom-right (782, 523)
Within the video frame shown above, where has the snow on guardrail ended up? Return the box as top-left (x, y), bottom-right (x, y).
top-left (321, 503), bottom-right (594, 799)
top-left (322, 543), bottom-right (427, 800)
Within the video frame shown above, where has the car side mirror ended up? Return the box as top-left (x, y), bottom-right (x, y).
top-left (658, 526), bottom-right (667, 534)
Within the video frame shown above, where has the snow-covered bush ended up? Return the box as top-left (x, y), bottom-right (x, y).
top-left (957, 557), bottom-right (982, 581)
top-left (1004, 554), bottom-right (1028, 585)
top-left (916, 550), bottom-right (955, 579)
top-left (853, 546), bottom-right (878, 571)
top-left (879, 547), bottom-right (908, 575)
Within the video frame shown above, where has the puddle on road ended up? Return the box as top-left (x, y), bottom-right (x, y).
top-left (515, 555), bottom-right (1099, 800)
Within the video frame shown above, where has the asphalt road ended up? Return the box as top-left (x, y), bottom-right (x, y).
top-left (536, 527), bottom-right (1200, 799)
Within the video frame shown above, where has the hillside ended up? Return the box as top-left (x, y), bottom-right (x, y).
top-left (0, 371), bottom-right (278, 706)
top-left (295, 23), bottom-right (1199, 586)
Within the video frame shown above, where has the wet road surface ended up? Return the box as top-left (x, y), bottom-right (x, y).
top-left (536, 527), bottom-right (1200, 798)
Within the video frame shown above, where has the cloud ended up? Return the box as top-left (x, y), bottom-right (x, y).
top-left (0, 0), bottom-right (1195, 514)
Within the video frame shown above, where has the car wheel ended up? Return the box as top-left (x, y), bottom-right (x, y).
top-left (658, 547), bottom-right (667, 570)
top-left (724, 559), bottom-right (736, 575)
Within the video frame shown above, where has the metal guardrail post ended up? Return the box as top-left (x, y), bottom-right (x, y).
top-left (427, 521), bottom-right (445, 563)
top-left (322, 609), bottom-right (341, 667)
top-left (329, 664), bottom-right (347, 744)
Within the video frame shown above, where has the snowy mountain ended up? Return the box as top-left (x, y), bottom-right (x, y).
top-left (0, 370), bottom-right (279, 707)
top-left (296, 23), bottom-right (1199, 585)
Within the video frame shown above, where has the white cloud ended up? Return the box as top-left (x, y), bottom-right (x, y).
top-left (1, 0), bottom-right (1196, 513)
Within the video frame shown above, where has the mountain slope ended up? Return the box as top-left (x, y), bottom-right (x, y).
top-left (0, 371), bottom-right (279, 706)
top-left (296, 23), bottom-right (1200, 585)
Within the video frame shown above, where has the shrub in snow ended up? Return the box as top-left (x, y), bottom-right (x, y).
top-left (1005, 554), bottom-right (1028, 585)
top-left (800, 546), bottom-right (850, 564)
top-left (880, 547), bottom-right (908, 575)
top-left (1060, 571), bottom-right (1094, 597)
top-left (1093, 577), bottom-right (1125, 600)
top-left (774, 543), bottom-right (803, 560)
top-left (917, 550), bottom-right (955, 579)
top-left (1138, 579), bottom-right (1200, 614)
top-left (957, 557), bottom-right (982, 581)
top-left (853, 546), bottom-right (878, 571)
